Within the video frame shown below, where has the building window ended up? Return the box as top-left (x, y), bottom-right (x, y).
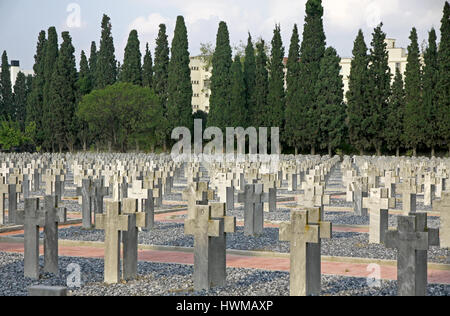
top-left (191, 80), bottom-right (199, 85)
top-left (205, 93), bottom-right (209, 98)
top-left (395, 63), bottom-right (401, 72)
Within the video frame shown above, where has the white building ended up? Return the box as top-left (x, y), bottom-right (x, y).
top-left (0, 60), bottom-right (34, 91)
top-left (189, 38), bottom-right (409, 112)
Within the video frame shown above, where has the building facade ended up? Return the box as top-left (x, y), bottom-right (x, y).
top-left (189, 38), bottom-right (409, 112)
top-left (0, 60), bottom-right (34, 91)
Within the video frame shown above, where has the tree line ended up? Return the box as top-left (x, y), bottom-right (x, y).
top-left (0, 0), bottom-right (448, 156)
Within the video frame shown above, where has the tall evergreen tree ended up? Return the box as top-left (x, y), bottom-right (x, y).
top-left (437, 1), bottom-right (450, 156)
top-left (42, 27), bottom-right (59, 151)
top-left (12, 72), bottom-right (28, 128)
top-left (385, 68), bottom-right (405, 157)
top-left (367, 23), bottom-right (391, 156)
top-left (243, 33), bottom-right (256, 128)
top-left (228, 55), bottom-right (247, 128)
top-left (78, 50), bottom-right (92, 96)
top-left (26, 30), bottom-right (46, 147)
top-left (285, 24), bottom-right (302, 154)
top-left (422, 28), bottom-right (439, 157)
top-left (208, 21), bottom-right (233, 129)
top-left (142, 43), bottom-right (153, 88)
top-left (0, 51), bottom-right (12, 119)
top-left (266, 24), bottom-right (285, 130)
top-left (316, 47), bottom-right (345, 156)
top-left (253, 40), bottom-right (269, 128)
top-left (121, 30), bottom-right (142, 85)
top-left (346, 30), bottom-right (370, 155)
top-left (89, 41), bottom-right (97, 88)
top-left (95, 14), bottom-right (117, 89)
top-left (298, 0), bottom-right (326, 154)
top-left (153, 24), bottom-right (170, 149)
top-left (77, 50), bottom-right (92, 151)
top-left (49, 31), bottom-right (78, 152)
top-left (403, 27), bottom-right (423, 157)
top-left (167, 16), bottom-right (193, 132)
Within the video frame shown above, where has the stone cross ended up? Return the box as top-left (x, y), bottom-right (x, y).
top-left (16, 198), bottom-right (45, 279)
top-left (128, 181), bottom-right (155, 230)
top-left (237, 184), bottom-right (264, 236)
top-left (384, 213), bottom-right (440, 296)
top-left (95, 200), bottom-right (130, 284)
top-left (121, 198), bottom-right (146, 281)
top-left (433, 192), bottom-right (450, 249)
top-left (76, 179), bottom-right (95, 229)
top-left (422, 173), bottom-right (436, 206)
top-left (92, 178), bottom-right (109, 222)
top-left (402, 192), bottom-right (417, 215)
top-left (42, 196), bottom-right (66, 274)
top-left (184, 203), bottom-right (236, 291)
top-left (0, 183), bottom-right (17, 224)
top-left (363, 188), bottom-right (390, 244)
top-left (279, 208), bottom-right (332, 296)
top-left (182, 182), bottom-right (211, 219)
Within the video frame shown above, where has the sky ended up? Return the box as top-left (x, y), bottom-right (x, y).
top-left (0, 0), bottom-right (446, 70)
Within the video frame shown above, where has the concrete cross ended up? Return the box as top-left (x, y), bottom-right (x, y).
top-left (237, 183), bottom-right (264, 236)
top-left (184, 203), bottom-right (236, 291)
top-left (16, 198), bottom-right (46, 279)
top-left (76, 179), bottom-right (95, 229)
top-left (422, 173), bottom-right (436, 206)
top-left (0, 183), bottom-right (17, 224)
top-left (433, 192), bottom-right (450, 248)
top-left (182, 182), bottom-right (210, 219)
top-left (95, 200), bottom-right (130, 284)
top-left (92, 178), bottom-right (109, 224)
top-left (384, 213), bottom-right (440, 296)
top-left (43, 196), bottom-right (67, 274)
top-left (279, 208), bottom-right (332, 296)
top-left (121, 198), bottom-right (146, 281)
top-left (363, 188), bottom-right (390, 244)
top-left (128, 181), bottom-right (155, 230)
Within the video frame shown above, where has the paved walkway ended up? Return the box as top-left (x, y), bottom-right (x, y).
top-left (0, 241), bottom-right (448, 284)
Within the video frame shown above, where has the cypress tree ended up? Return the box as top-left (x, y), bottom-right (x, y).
top-left (153, 24), bottom-right (170, 150)
top-left (316, 47), bottom-right (345, 156)
top-left (229, 55), bottom-right (247, 127)
top-left (243, 33), bottom-right (256, 128)
top-left (42, 27), bottom-right (59, 151)
top-left (0, 51), bottom-right (13, 119)
top-left (78, 50), bottom-right (92, 96)
top-left (253, 40), bottom-right (269, 128)
top-left (167, 16), bottom-right (193, 132)
top-left (367, 23), bottom-right (391, 156)
top-left (142, 43), bottom-right (153, 88)
top-left (422, 28), bottom-right (439, 157)
top-left (385, 68), bottom-right (405, 157)
top-left (121, 30), bottom-right (142, 85)
top-left (298, 0), bottom-right (326, 154)
top-left (437, 1), bottom-right (450, 156)
top-left (95, 14), bottom-right (117, 89)
top-left (208, 21), bottom-right (233, 129)
top-left (285, 24), bottom-right (302, 154)
top-left (26, 30), bottom-right (46, 147)
top-left (49, 31), bottom-right (78, 152)
top-left (346, 30), bottom-right (370, 155)
top-left (266, 24), bottom-right (285, 130)
top-left (12, 72), bottom-right (28, 128)
top-left (89, 41), bottom-right (97, 88)
top-left (403, 27), bottom-right (423, 157)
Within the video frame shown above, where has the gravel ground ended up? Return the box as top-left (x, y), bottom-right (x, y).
top-left (23, 223), bottom-right (449, 264)
top-left (0, 252), bottom-right (447, 296)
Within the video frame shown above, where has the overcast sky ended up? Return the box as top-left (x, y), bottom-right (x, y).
top-left (0, 0), bottom-right (446, 70)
